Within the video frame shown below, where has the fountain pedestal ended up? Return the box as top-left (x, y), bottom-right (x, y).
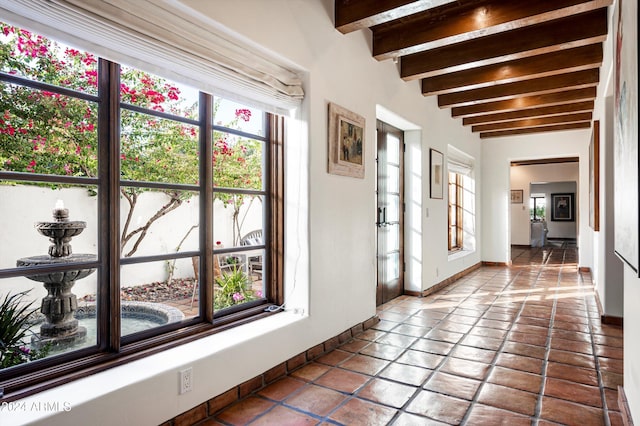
top-left (16, 203), bottom-right (96, 349)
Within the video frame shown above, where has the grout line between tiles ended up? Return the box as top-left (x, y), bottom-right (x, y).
top-left (532, 245), bottom-right (561, 426)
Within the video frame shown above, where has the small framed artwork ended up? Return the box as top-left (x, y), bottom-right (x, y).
top-left (430, 149), bottom-right (443, 199)
top-left (511, 189), bottom-right (523, 204)
top-left (551, 193), bottom-right (575, 221)
top-left (328, 102), bottom-right (365, 178)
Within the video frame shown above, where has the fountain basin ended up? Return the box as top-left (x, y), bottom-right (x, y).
top-left (16, 254), bottom-right (97, 283)
top-left (28, 301), bottom-right (185, 352)
top-left (76, 301), bottom-right (186, 325)
top-left (78, 301), bottom-right (185, 337)
top-left (36, 220), bottom-right (87, 238)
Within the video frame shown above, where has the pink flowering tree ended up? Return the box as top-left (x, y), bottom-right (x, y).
top-left (0, 23), bottom-right (262, 257)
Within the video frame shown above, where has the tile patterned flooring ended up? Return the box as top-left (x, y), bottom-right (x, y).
top-left (206, 244), bottom-right (624, 425)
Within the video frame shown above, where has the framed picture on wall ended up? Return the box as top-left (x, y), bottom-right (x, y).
top-left (613, 0), bottom-right (639, 274)
top-left (511, 190), bottom-right (523, 204)
top-left (551, 193), bottom-right (575, 221)
top-left (430, 149), bottom-right (443, 199)
top-left (327, 102), bottom-right (365, 178)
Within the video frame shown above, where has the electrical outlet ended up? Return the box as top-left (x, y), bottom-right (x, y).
top-left (179, 367), bottom-right (193, 394)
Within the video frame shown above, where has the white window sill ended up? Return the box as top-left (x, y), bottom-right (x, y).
top-left (0, 311), bottom-right (307, 426)
top-left (448, 249), bottom-right (475, 261)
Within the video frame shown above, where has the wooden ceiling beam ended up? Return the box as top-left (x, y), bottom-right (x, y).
top-left (373, 0), bottom-right (612, 60)
top-left (421, 43), bottom-right (602, 96)
top-left (451, 88), bottom-right (597, 117)
top-left (437, 69), bottom-right (599, 108)
top-left (480, 122), bottom-right (591, 138)
top-left (462, 101), bottom-right (595, 125)
top-left (511, 157), bottom-right (580, 166)
top-left (471, 112), bottom-right (593, 132)
top-left (401, 8), bottom-right (608, 80)
top-left (335, 0), bottom-right (458, 34)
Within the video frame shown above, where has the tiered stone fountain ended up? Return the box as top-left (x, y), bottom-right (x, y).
top-left (16, 201), bottom-right (96, 349)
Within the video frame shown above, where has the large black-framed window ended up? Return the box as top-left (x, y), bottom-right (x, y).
top-left (0, 22), bottom-right (284, 400)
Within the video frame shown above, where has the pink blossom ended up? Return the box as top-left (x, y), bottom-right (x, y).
top-left (81, 54), bottom-right (96, 66)
top-left (166, 85), bottom-right (180, 100)
top-left (235, 108), bottom-right (251, 122)
top-left (84, 70), bottom-right (98, 87)
top-left (232, 292), bottom-right (245, 302)
top-left (64, 164), bottom-right (72, 175)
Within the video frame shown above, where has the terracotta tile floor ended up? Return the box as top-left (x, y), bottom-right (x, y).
top-left (207, 244), bottom-right (624, 425)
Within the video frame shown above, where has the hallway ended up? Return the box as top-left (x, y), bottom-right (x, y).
top-left (200, 244), bottom-right (623, 425)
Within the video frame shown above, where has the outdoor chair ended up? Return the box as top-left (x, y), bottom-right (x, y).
top-left (240, 229), bottom-right (263, 279)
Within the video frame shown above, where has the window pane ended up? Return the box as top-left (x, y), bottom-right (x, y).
top-left (449, 206), bottom-right (457, 227)
top-left (1, 84), bottom-right (98, 177)
top-left (386, 224), bottom-right (400, 252)
top-left (0, 23), bottom-right (98, 95)
top-left (0, 184), bottom-right (98, 270)
top-left (450, 226), bottom-right (458, 248)
top-left (449, 183), bottom-right (456, 201)
top-left (120, 260), bottom-right (192, 337)
top-left (214, 195), bottom-right (264, 249)
top-left (387, 134), bottom-right (400, 165)
top-left (213, 132), bottom-right (264, 191)
top-left (119, 188), bottom-right (199, 258)
top-left (120, 66), bottom-right (199, 120)
top-left (385, 163), bottom-right (400, 193)
top-left (214, 248), bottom-right (265, 312)
top-left (213, 97), bottom-right (265, 136)
top-left (0, 274), bottom-right (98, 371)
top-left (386, 194), bottom-right (400, 223)
top-left (120, 110), bottom-right (199, 184)
top-left (385, 253), bottom-right (400, 282)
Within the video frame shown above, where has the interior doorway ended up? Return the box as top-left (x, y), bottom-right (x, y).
top-left (376, 121), bottom-right (404, 305)
top-left (510, 159), bottom-right (579, 255)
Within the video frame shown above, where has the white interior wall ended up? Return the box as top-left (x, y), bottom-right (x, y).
top-left (1, 1), bottom-right (482, 424)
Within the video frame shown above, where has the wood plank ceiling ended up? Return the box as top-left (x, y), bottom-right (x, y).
top-left (335, 0), bottom-right (612, 138)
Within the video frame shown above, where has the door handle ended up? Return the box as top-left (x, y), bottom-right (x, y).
top-left (376, 207), bottom-right (388, 227)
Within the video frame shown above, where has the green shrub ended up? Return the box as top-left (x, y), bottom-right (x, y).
top-left (0, 291), bottom-right (49, 369)
top-left (213, 267), bottom-right (258, 310)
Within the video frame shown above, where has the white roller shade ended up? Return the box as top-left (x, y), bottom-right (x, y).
top-left (0, 0), bottom-right (304, 114)
top-left (447, 145), bottom-right (474, 176)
